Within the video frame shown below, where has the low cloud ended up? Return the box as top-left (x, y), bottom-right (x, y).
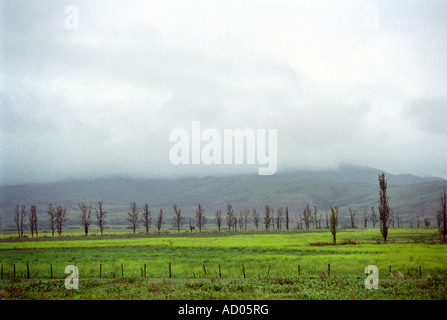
top-left (1, 0), bottom-right (447, 184)
top-left (404, 97), bottom-right (447, 136)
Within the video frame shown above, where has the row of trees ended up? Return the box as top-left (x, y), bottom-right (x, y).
top-left (9, 175), bottom-right (447, 242)
top-left (14, 202), bottom-right (104, 237)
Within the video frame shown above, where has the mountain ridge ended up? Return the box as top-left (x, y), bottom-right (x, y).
top-left (0, 165), bottom-right (445, 228)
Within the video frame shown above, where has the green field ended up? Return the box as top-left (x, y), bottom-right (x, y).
top-left (1, 228), bottom-right (447, 299)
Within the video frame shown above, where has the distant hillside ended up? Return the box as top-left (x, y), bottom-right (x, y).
top-left (275, 165), bottom-right (444, 185)
top-left (0, 166), bottom-right (445, 229)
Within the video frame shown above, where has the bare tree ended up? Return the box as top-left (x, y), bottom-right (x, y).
top-left (188, 217), bottom-right (194, 232)
top-left (325, 211), bottom-right (329, 229)
top-left (390, 210), bottom-right (395, 228)
top-left (378, 173), bottom-right (391, 242)
top-left (297, 212), bottom-right (303, 229)
top-left (14, 205), bottom-right (21, 237)
top-left (79, 203), bottom-right (92, 236)
top-left (95, 201), bottom-right (107, 236)
top-left (310, 215), bottom-right (315, 229)
top-left (19, 205), bottom-right (27, 237)
top-left (243, 209), bottom-right (250, 231)
top-left (47, 204), bottom-right (56, 237)
top-left (195, 204), bottom-right (207, 232)
top-left (416, 215), bottom-right (420, 229)
top-left (276, 207), bottom-right (283, 230)
top-left (312, 206), bottom-right (318, 229)
top-left (330, 206), bottom-right (337, 244)
top-left (349, 207), bottom-right (356, 229)
top-left (215, 210), bottom-right (223, 231)
top-left (371, 206), bottom-right (378, 229)
top-left (29, 205), bottom-right (38, 237)
top-left (127, 202), bottom-right (140, 234)
top-left (156, 208), bottom-right (164, 234)
top-left (226, 204), bottom-right (235, 231)
top-left (238, 211), bottom-right (244, 231)
top-left (303, 204), bottom-right (311, 230)
top-left (252, 209), bottom-right (260, 231)
top-left (285, 206), bottom-right (289, 231)
top-left (424, 218), bottom-right (431, 229)
top-left (438, 188), bottom-right (447, 240)
top-left (172, 204), bottom-right (184, 233)
top-left (363, 209), bottom-right (368, 228)
top-left (264, 205), bottom-right (271, 230)
top-left (142, 204), bottom-right (152, 234)
top-left (55, 205), bottom-right (68, 236)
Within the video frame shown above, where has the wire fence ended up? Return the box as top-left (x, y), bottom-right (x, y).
top-left (0, 262), bottom-right (425, 281)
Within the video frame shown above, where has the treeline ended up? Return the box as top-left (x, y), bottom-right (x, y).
top-left (6, 175), bottom-right (447, 243)
top-left (7, 202), bottom-right (372, 237)
top-left (7, 200), bottom-right (445, 236)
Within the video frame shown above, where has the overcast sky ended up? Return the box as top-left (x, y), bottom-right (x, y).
top-left (1, 0), bottom-right (447, 185)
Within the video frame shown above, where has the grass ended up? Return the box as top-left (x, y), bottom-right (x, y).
top-left (2, 275), bottom-right (447, 300)
top-left (0, 228), bottom-right (446, 299)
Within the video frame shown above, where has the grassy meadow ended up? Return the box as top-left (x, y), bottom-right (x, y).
top-left (1, 228), bottom-right (447, 299)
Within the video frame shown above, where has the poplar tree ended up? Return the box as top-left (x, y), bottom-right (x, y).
top-left (378, 173), bottom-right (391, 242)
top-left (439, 188), bottom-right (447, 240)
top-left (95, 201), bottom-right (107, 236)
top-left (264, 205), bottom-right (271, 230)
top-left (156, 208), bottom-right (164, 234)
top-left (29, 205), bottom-right (38, 237)
top-left (330, 206), bottom-right (337, 244)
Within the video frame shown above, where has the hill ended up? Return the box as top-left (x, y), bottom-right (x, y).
top-left (0, 165), bottom-right (445, 229)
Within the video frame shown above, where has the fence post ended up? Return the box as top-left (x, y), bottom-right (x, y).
top-left (169, 262), bottom-right (171, 278)
top-left (50, 264), bottom-right (53, 279)
top-left (267, 265), bottom-right (271, 277)
top-left (203, 265), bottom-right (207, 275)
top-left (419, 266), bottom-right (422, 277)
top-left (389, 266), bottom-right (392, 275)
top-left (328, 264), bottom-right (330, 277)
top-left (27, 263), bottom-right (30, 279)
top-left (242, 264), bottom-right (246, 279)
top-left (13, 264), bottom-right (15, 278)
top-left (219, 264), bottom-right (221, 279)
top-left (298, 265), bottom-right (301, 276)
top-left (1, 264), bottom-right (3, 280)
top-left (100, 264), bottom-right (102, 279)
top-left (144, 264), bottom-right (147, 278)
top-left (121, 264), bottom-right (124, 278)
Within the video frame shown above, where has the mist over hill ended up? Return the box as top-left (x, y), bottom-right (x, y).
top-left (0, 165), bottom-right (445, 229)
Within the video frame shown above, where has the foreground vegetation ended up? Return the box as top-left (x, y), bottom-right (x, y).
top-left (2, 275), bottom-right (447, 300)
top-left (0, 228), bottom-right (446, 299)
